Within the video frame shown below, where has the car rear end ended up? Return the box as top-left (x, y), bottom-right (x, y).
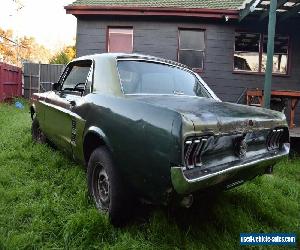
top-left (171, 114), bottom-right (290, 195)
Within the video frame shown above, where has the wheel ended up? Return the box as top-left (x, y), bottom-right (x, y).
top-left (87, 146), bottom-right (134, 226)
top-left (31, 117), bottom-right (46, 144)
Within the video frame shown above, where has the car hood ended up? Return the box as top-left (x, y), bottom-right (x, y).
top-left (126, 95), bottom-right (287, 134)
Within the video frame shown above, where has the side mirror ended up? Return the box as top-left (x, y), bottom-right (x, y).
top-left (52, 82), bottom-right (60, 91)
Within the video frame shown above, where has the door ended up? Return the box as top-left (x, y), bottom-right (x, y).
top-left (43, 60), bottom-right (93, 153)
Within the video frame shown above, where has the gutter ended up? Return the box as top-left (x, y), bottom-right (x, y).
top-left (65, 5), bottom-right (240, 20)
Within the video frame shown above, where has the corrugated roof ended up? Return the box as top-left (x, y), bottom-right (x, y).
top-left (68, 0), bottom-right (245, 10)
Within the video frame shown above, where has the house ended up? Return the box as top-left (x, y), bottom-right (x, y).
top-left (65, 0), bottom-right (300, 116)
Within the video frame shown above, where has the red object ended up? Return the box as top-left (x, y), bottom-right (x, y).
top-left (107, 27), bottom-right (133, 53)
top-left (0, 63), bottom-right (22, 102)
top-left (65, 6), bottom-right (239, 19)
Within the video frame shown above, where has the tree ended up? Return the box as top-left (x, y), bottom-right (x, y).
top-left (49, 46), bottom-right (76, 64)
top-left (0, 27), bottom-right (51, 66)
top-left (0, 28), bottom-right (17, 65)
top-left (19, 36), bottom-right (51, 64)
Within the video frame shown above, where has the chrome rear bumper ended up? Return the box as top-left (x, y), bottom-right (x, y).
top-left (171, 144), bottom-right (290, 194)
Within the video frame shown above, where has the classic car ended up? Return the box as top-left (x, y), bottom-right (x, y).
top-left (30, 53), bottom-right (290, 225)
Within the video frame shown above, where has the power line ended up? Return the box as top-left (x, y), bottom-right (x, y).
top-left (0, 33), bottom-right (26, 48)
top-left (0, 34), bottom-right (18, 45)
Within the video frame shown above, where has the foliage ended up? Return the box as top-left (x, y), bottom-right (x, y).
top-left (0, 27), bottom-right (51, 66)
top-left (0, 101), bottom-right (299, 249)
top-left (49, 46), bottom-right (76, 64)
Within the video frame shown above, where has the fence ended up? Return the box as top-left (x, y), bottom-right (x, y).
top-left (0, 63), bottom-right (22, 102)
top-left (23, 63), bottom-right (65, 99)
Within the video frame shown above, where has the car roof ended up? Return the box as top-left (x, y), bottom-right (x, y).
top-left (73, 53), bottom-right (190, 70)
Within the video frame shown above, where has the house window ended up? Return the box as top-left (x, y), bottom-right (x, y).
top-left (234, 32), bottom-right (289, 74)
top-left (234, 32), bottom-right (260, 72)
top-left (261, 35), bottom-right (289, 74)
top-left (108, 27), bottom-right (133, 53)
top-left (178, 29), bottom-right (205, 70)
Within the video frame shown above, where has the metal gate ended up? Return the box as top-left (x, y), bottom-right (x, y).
top-left (23, 63), bottom-right (65, 99)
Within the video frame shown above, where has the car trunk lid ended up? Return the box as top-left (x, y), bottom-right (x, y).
top-left (126, 95), bottom-right (287, 134)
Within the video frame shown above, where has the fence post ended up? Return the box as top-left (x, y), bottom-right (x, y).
top-left (38, 62), bottom-right (41, 93)
top-left (29, 70), bottom-right (32, 99)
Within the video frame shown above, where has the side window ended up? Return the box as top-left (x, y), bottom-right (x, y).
top-left (61, 60), bottom-right (92, 95)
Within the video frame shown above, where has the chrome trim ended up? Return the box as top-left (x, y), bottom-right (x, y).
top-left (267, 127), bottom-right (287, 151)
top-left (193, 140), bottom-right (204, 165)
top-left (226, 180), bottom-right (245, 189)
top-left (171, 144), bottom-right (290, 194)
top-left (184, 142), bottom-right (195, 168)
top-left (183, 137), bottom-right (208, 169)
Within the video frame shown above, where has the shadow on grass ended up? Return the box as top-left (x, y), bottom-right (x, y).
top-left (131, 190), bottom-right (222, 228)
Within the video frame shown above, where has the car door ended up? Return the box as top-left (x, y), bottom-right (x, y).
top-left (43, 60), bottom-right (93, 153)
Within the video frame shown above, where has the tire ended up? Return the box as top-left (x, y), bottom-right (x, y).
top-left (87, 146), bottom-right (134, 226)
top-left (31, 118), bottom-right (46, 144)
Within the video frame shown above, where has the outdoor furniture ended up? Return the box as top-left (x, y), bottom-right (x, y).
top-left (246, 89), bottom-right (300, 129)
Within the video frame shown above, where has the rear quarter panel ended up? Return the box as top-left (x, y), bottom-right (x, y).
top-left (82, 93), bottom-right (182, 202)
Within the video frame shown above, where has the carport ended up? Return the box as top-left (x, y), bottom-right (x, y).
top-left (239, 0), bottom-right (300, 137)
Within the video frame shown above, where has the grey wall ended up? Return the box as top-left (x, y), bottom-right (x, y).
top-left (76, 16), bottom-right (300, 122)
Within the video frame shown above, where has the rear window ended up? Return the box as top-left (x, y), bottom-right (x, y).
top-left (117, 60), bottom-right (210, 98)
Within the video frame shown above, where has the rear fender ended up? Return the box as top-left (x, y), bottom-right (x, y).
top-left (83, 126), bottom-right (113, 164)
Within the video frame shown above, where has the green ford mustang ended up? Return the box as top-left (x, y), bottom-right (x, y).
top-left (30, 53), bottom-right (290, 225)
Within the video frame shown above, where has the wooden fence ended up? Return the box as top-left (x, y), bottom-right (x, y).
top-left (0, 63), bottom-right (22, 101)
top-left (23, 63), bottom-right (65, 99)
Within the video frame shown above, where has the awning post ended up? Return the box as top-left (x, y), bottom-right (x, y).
top-left (263, 0), bottom-right (278, 109)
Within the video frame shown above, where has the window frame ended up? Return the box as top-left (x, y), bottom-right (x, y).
top-left (177, 28), bottom-right (206, 72)
top-left (58, 59), bottom-right (94, 96)
top-left (116, 58), bottom-right (216, 99)
top-left (233, 31), bottom-right (290, 76)
top-left (106, 26), bottom-right (134, 53)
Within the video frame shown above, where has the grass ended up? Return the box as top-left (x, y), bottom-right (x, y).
top-left (0, 100), bottom-right (299, 250)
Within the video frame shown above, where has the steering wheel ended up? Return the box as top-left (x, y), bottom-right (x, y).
top-left (73, 82), bottom-right (85, 90)
top-left (62, 83), bottom-right (85, 93)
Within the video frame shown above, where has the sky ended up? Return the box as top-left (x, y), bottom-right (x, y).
top-left (0, 0), bottom-right (77, 52)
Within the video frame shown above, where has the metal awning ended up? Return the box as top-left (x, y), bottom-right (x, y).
top-left (239, 0), bottom-right (300, 109)
top-left (240, 0), bottom-right (300, 22)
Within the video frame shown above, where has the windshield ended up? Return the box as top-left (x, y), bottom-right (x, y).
top-left (117, 60), bottom-right (211, 98)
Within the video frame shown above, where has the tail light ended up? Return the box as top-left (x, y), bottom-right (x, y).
top-left (266, 128), bottom-right (285, 151)
top-left (184, 137), bottom-right (208, 169)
